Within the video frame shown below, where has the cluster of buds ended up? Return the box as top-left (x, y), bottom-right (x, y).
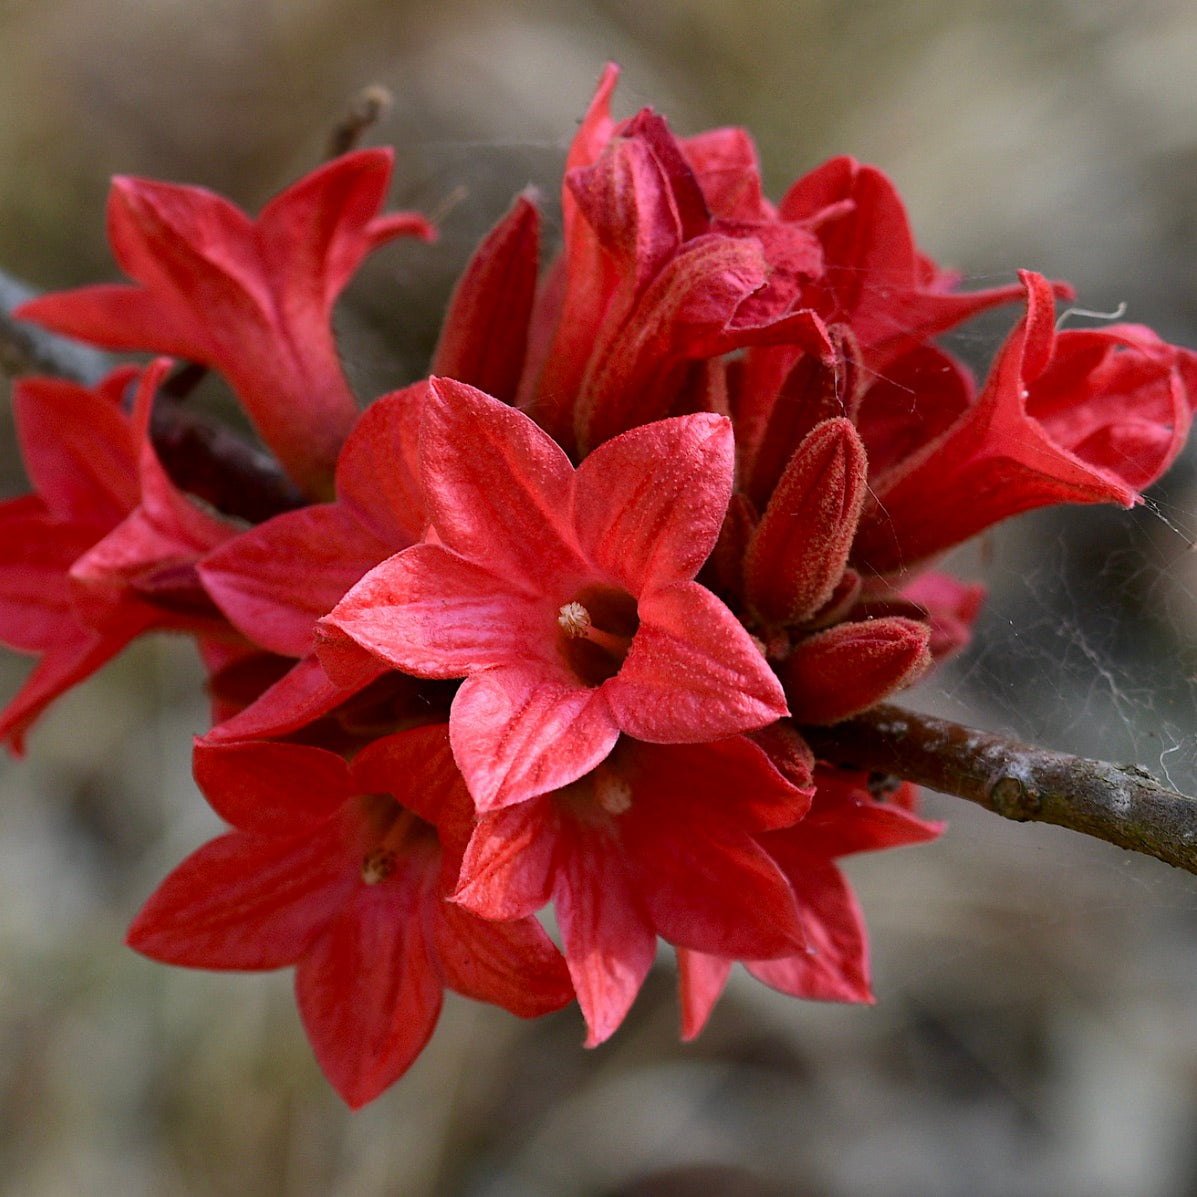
top-left (2, 65), bottom-right (1194, 1107)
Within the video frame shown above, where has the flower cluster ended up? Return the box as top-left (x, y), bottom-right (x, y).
top-left (3, 64), bottom-right (1194, 1107)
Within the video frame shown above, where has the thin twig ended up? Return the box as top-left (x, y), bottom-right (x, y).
top-left (326, 85), bottom-right (393, 158)
top-left (802, 704), bottom-right (1197, 874)
top-left (0, 270), bottom-right (109, 385)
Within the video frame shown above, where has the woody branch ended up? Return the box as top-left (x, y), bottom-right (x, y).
top-left (802, 704), bottom-right (1197, 874)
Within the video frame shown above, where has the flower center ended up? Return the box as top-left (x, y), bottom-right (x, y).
top-left (356, 793), bottom-right (436, 885)
top-left (557, 584), bottom-right (639, 686)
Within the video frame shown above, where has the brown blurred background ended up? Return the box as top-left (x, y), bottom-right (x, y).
top-left (3, 2), bottom-right (1197, 1194)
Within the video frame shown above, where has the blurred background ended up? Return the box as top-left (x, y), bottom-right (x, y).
top-left (3, 1), bottom-right (1197, 1193)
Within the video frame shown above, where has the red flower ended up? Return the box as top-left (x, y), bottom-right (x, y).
top-left (319, 379), bottom-right (788, 810)
top-left (518, 64), bottom-right (827, 457)
top-left (778, 155), bottom-right (1026, 372)
top-left (127, 725), bottom-right (573, 1108)
top-left (854, 270), bottom-right (1197, 571)
top-left (453, 735), bottom-right (811, 1045)
top-left (0, 359), bottom-right (236, 751)
top-left (677, 767), bottom-right (943, 1039)
top-left (16, 151), bottom-right (434, 497)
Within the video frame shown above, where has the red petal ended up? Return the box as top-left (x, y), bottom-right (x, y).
top-left (0, 504), bottom-right (95, 651)
top-left (201, 505), bottom-right (393, 657)
top-left (321, 543), bottom-right (548, 678)
top-left (203, 653), bottom-right (382, 743)
top-left (573, 412), bottom-right (734, 589)
top-left (745, 862), bottom-right (873, 1003)
top-left (12, 372), bottom-right (139, 524)
top-left (681, 126), bottom-right (770, 222)
top-left (554, 829), bottom-right (657, 1047)
top-left (435, 902), bottom-right (573, 1017)
top-left (431, 195), bottom-right (540, 406)
top-left (611, 581), bottom-right (788, 742)
top-left (335, 383), bottom-right (429, 546)
top-left (450, 666), bottom-right (619, 810)
top-left (421, 380), bottom-right (582, 578)
top-left (0, 623), bottom-right (147, 754)
top-left (454, 798), bottom-right (557, 920)
top-left (295, 878), bottom-right (444, 1108)
top-left (127, 824), bottom-right (352, 970)
top-left (676, 948), bottom-right (733, 1041)
top-left (192, 739), bottom-right (355, 833)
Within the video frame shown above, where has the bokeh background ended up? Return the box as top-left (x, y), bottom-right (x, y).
top-left (3, 2), bottom-right (1197, 1194)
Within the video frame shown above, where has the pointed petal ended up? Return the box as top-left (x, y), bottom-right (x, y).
top-left (0, 505), bottom-right (96, 651)
top-left (12, 372), bottom-right (139, 524)
top-left (431, 195), bottom-right (540, 406)
top-left (334, 382), bottom-right (429, 546)
top-left (454, 799), bottom-right (557, 920)
top-left (200, 505), bottom-right (393, 657)
top-left (295, 878), bottom-right (444, 1108)
top-left (421, 379), bottom-right (581, 577)
top-left (0, 619), bottom-right (150, 754)
top-left (629, 810), bottom-right (804, 959)
top-left (192, 739), bottom-right (354, 834)
top-left (676, 948), bottom-right (734, 1041)
top-left (320, 543), bottom-right (547, 677)
top-left (745, 862), bottom-right (873, 1003)
top-left (554, 830), bottom-right (657, 1047)
top-left (435, 902), bottom-right (573, 1017)
top-left (611, 581), bottom-right (787, 742)
top-left (450, 666), bottom-right (619, 810)
top-left (127, 825), bottom-right (352, 970)
top-left (203, 653), bottom-right (384, 743)
top-left (573, 412), bottom-right (734, 589)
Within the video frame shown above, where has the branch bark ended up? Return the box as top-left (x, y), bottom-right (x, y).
top-left (802, 704), bottom-right (1197, 874)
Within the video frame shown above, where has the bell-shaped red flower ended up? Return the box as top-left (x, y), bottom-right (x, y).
top-left (127, 725), bottom-right (573, 1108)
top-left (16, 151), bottom-right (434, 496)
top-left (0, 359), bottom-right (236, 750)
top-left (855, 270), bottom-right (1197, 572)
top-left (453, 735), bottom-right (812, 1046)
top-left (319, 379), bottom-right (788, 811)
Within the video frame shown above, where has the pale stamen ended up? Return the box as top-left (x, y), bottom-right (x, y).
top-left (595, 772), bottom-right (633, 816)
top-left (557, 601), bottom-right (633, 658)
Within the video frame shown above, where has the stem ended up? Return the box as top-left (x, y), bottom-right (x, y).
top-left (801, 704), bottom-right (1197, 875)
top-left (0, 270), bottom-right (109, 385)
